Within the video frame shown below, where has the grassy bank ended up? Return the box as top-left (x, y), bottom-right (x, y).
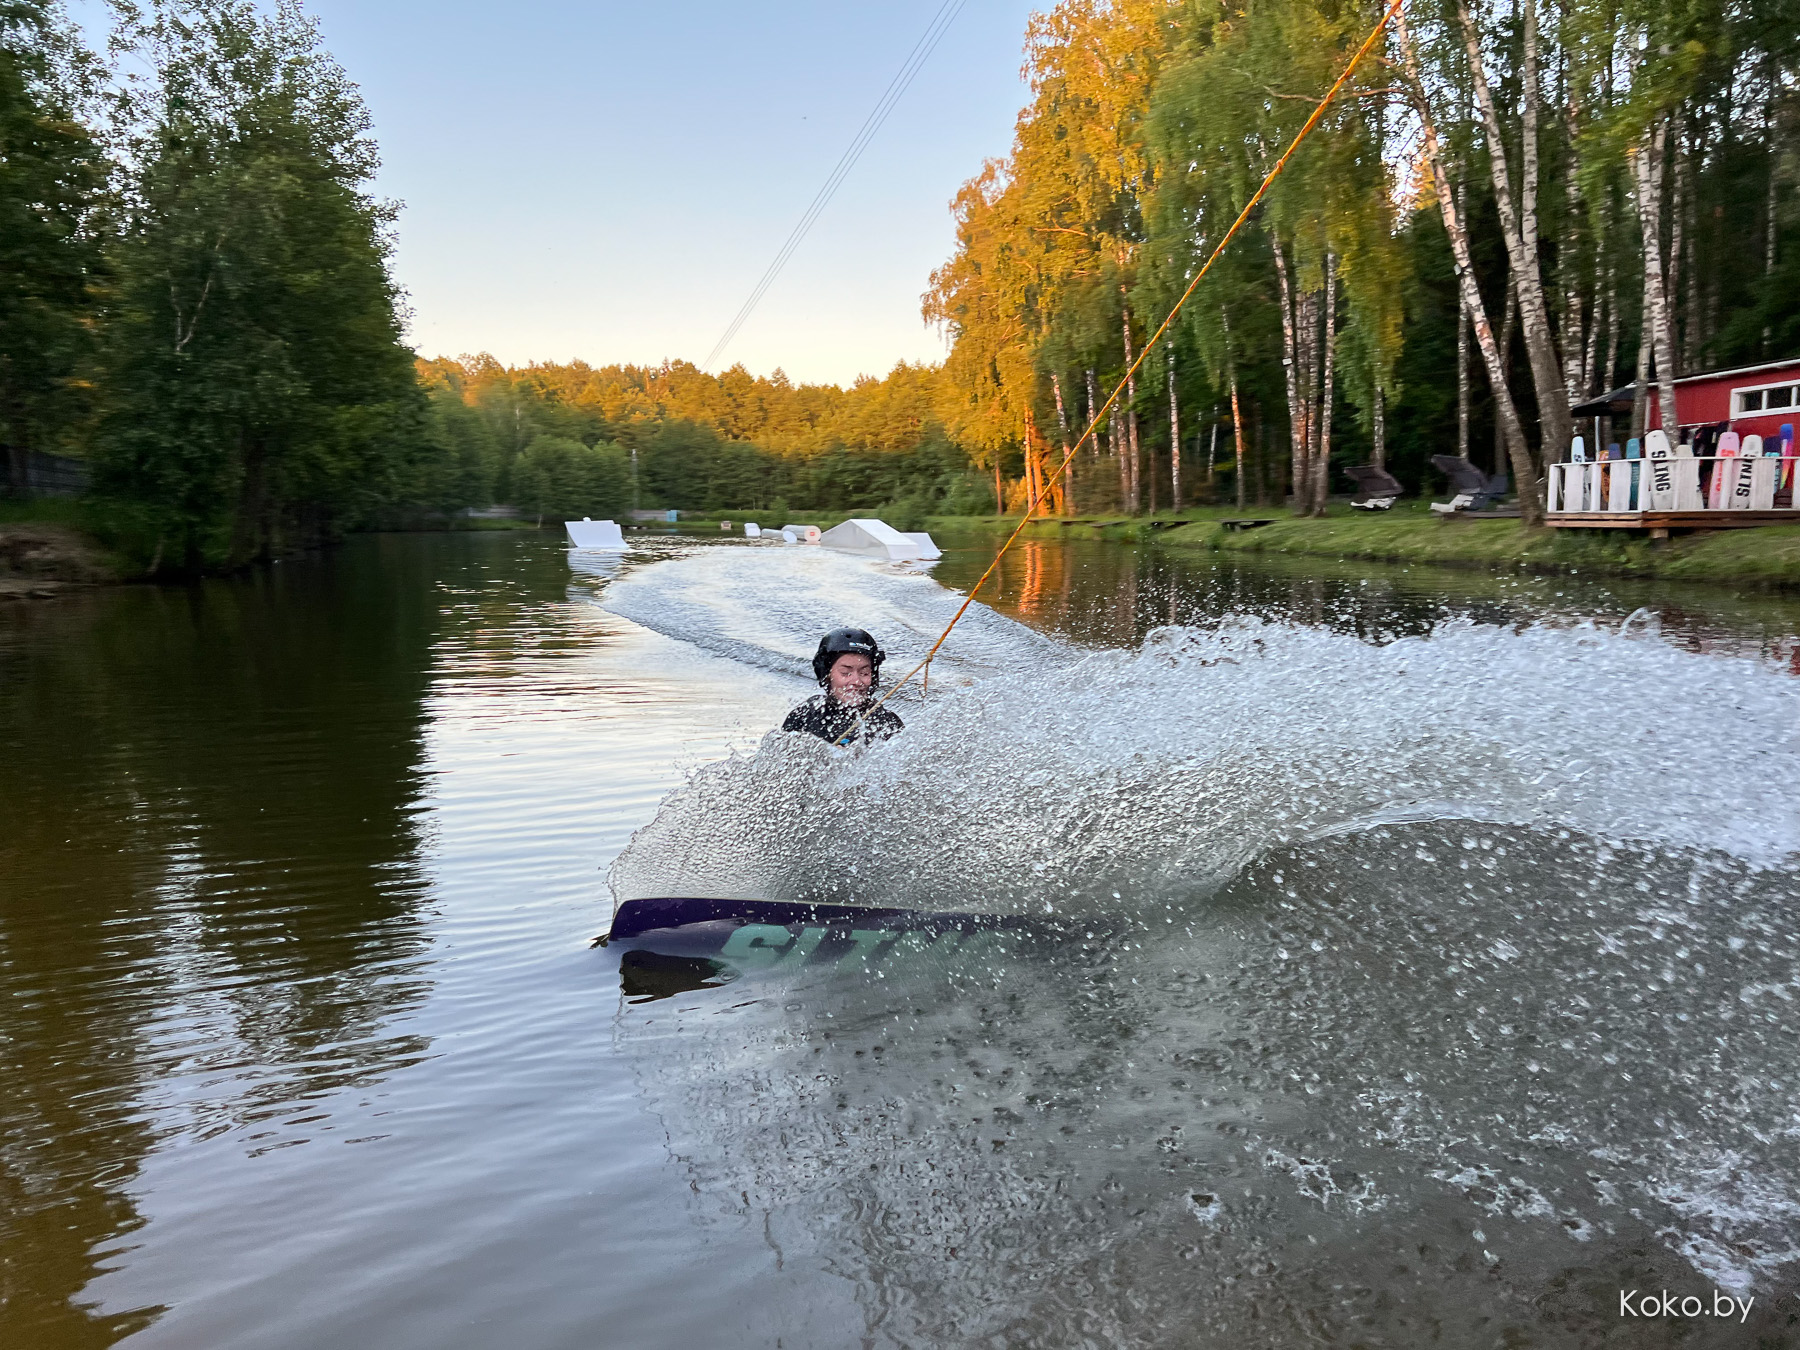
top-left (923, 503), bottom-right (1800, 590)
top-left (0, 498), bottom-right (137, 599)
top-left (16, 495), bottom-right (1800, 594)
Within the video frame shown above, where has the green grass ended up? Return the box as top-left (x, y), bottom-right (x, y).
top-left (0, 496), bottom-right (141, 580)
top-left (0, 496), bottom-right (91, 527)
top-left (918, 503), bottom-right (1800, 589)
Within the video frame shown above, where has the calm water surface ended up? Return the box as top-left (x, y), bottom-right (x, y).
top-left (3, 530), bottom-right (1798, 1349)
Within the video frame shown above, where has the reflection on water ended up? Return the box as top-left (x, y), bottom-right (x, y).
top-left (0, 541), bottom-right (447, 1346)
top-left (934, 528), bottom-right (1800, 666)
top-left (3, 529), bottom-right (1797, 1349)
top-left (617, 950), bottom-right (737, 1004)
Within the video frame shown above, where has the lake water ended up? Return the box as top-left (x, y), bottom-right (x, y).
top-left (3, 529), bottom-right (1798, 1348)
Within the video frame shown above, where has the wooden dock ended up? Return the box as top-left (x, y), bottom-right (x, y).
top-left (1547, 510), bottom-right (1798, 535)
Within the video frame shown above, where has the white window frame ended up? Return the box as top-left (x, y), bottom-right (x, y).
top-left (1733, 378), bottom-right (1800, 415)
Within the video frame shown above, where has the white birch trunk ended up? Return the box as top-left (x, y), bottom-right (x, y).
top-left (1272, 242), bottom-right (1307, 514)
top-left (1052, 371), bottom-right (1075, 514)
top-left (1120, 295), bottom-right (1141, 513)
top-left (1400, 8), bottom-right (1543, 521)
top-left (1086, 369), bottom-right (1106, 459)
top-left (1167, 351), bottom-right (1181, 512)
top-left (1455, 0), bottom-right (1573, 465)
top-left (1458, 181), bottom-right (1472, 462)
top-left (1766, 119), bottom-right (1779, 352)
top-left (1563, 91), bottom-right (1587, 401)
top-left (1668, 125), bottom-right (1687, 369)
top-left (1372, 384), bottom-right (1386, 470)
top-left (1629, 116), bottom-right (1679, 437)
top-left (1313, 252), bottom-right (1338, 515)
top-left (1498, 283), bottom-right (1518, 473)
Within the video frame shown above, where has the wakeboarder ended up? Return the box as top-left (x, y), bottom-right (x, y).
top-left (783, 628), bottom-right (904, 746)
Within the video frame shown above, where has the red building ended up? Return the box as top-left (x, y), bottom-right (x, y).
top-left (1587, 356), bottom-right (1800, 441)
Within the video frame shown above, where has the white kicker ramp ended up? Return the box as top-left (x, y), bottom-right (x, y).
top-left (565, 518), bottom-right (626, 550)
top-left (819, 518), bottom-right (941, 562)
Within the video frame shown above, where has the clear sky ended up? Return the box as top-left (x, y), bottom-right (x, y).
top-left (279, 0), bottom-right (1042, 385)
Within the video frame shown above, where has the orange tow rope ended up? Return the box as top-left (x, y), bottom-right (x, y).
top-left (842, 0), bottom-right (1406, 744)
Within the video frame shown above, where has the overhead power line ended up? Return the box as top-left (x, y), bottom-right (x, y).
top-left (701, 0), bottom-right (969, 373)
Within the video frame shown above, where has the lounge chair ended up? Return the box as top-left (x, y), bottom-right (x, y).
top-left (1345, 464), bottom-right (1403, 510)
top-left (1429, 455), bottom-right (1507, 513)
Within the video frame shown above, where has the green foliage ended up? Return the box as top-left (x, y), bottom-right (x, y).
top-left (939, 471), bottom-right (996, 516)
top-left (879, 491), bottom-right (933, 533)
top-left (928, 0), bottom-right (1798, 510)
top-left (11, 0), bottom-right (1790, 561)
top-left (90, 0), bottom-right (422, 569)
top-left (417, 356), bottom-right (986, 519)
top-left (415, 386), bottom-right (500, 514)
top-left (512, 434), bottom-right (630, 522)
top-left (0, 0), bottom-right (107, 480)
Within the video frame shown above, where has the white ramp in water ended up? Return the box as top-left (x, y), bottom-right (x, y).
top-left (565, 518), bottom-right (625, 550)
top-left (820, 518), bottom-right (939, 561)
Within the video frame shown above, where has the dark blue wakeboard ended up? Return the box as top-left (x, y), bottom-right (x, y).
top-left (606, 895), bottom-right (1034, 944)
top-left (602, 898), bottom-right (1127, 1003)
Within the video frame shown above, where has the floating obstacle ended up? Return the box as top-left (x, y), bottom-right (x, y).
top-left (565, 518), bottom-right (626, 550)
top-left (819, 518), bottom-right (941, 561)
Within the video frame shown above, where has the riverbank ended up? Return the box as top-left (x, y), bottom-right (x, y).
top-left (925, 503), bottom-right (1800, 590)
top-left (0, 498), bottom-right (539, 598)
top-left (14, 497), bottom-right (1800, 594)
top-left (0, 501), bottom-right (132, 600)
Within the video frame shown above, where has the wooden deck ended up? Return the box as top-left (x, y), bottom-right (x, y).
top-left (1547, 510), bottom-right (1799, 532)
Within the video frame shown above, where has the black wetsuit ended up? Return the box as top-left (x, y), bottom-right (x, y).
top-left (782, 693), bottom-right (904, 746)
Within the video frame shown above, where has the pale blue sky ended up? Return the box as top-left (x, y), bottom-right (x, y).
top-left (288, 1), bottom-right (1041, 384)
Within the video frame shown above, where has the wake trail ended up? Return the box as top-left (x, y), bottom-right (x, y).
top-left (612, 614), bottom-right (1800, 910)
top-left (598, 543), bottom-right (1074, 696)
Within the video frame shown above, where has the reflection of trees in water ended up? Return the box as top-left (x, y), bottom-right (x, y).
top-left (938, 536), bottom-right (1800, 662)
top-left (0, 536), bottom-right (467, 1346)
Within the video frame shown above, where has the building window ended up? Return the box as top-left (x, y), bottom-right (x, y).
top-left (1735, 381), bottom-right (1799, 415)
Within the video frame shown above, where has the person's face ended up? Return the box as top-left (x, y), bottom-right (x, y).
top-left (827, 653), bottom-right (874, 705)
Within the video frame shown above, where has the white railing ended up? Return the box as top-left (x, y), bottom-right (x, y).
top-left (1548, 455), bottom-right (1799, 514)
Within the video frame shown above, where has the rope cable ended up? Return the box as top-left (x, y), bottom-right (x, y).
top-left (703, 0), bottom-right (970, 372)
top-left (840, 0), bottom-right (1407, 743)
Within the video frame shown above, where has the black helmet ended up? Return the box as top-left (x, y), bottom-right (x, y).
top-left (812, 627), bottom-right (884, 686)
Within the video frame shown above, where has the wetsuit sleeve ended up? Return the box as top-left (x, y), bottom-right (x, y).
top-left (781, 705), bottom-right (807, 733)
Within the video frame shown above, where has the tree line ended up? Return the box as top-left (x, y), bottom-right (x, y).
top-left (7, 0), bottom-right (1791, 564)
top-left (0, 0), bottom-right (983, 573)
top-left (925, 0), bottom-right (1796, 523)
top-left (414, 355), bottom-right (988, 531)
